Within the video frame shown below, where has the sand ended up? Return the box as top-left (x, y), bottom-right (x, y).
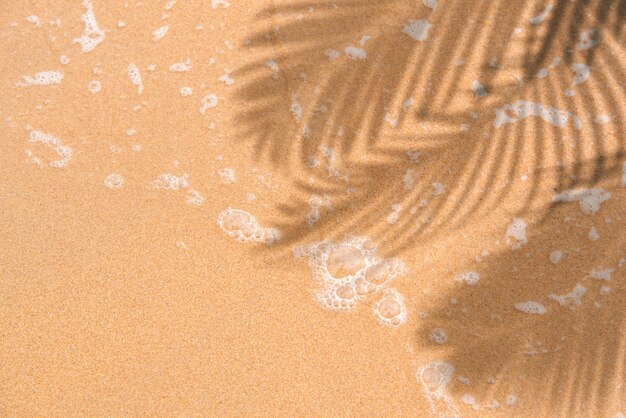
top-left (1, 0), bottom-right (624, 416)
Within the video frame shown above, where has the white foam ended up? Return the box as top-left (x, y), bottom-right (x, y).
top-left (151, 173), bottom-right (188, 191)
top-left (456, 271), bottom-right (480, 285)
top-left (219, 73), bottom-right (234, 85)
top-left (153, 25), bottom-right (169, 41)
top-left (594, 114), bottom-right (610, 124)
top-left (576, 29), bottom-right (599, 50)
top-left (180, 87), bottom-right (192, 96)
top-left (417, 361), bottom-right (458, 417)
top-left (422, 0), bottom-right (437, 10)
top-left (622, 162), bottom-right (626, 186)
top-left (217, 207), bottom-right (280, 246)
top-left (27, 130), bottom-right (73, 168)
top-left (549, 250), bottom-right (563, 264)
top-left (344, 45), bottom-right (367, 60)
top-left (552, 188), bottom-right (611, 214)
top-left (218, 168), bottom-right (236, 184)
top-left (505, 217), bottom-right (528, 250)
top-left (169, 61), bottom-right (192, 72)
top-left (373, 288), bottom-right (408, 327)
top-left (402, 19), bottom-right (432, 41)
top-left (186, 189), bottom-right (204, 206)
top-left (494, 100), bottom-right (579, 129)
top-left (306, 194), bottom-right (331, 226)
top-left (429, 328), bottom-right (448, 344)
top-left (104, 173), bottom-right (124, 189)
top-left (127, 63), bottom-right (143, 95)
top-left (17, 71), bottom-right (63, 86)
top-left (571, 63), bottom-right (590, 86)
top-left (549, 283), bottom-right (586, 310)
top-left (324, 49), bottom-right (341, 60)
top-left (529, 3), bottom-right (553, 25)
top-left (26, 15), bottom-right (42, 27)
top-left (588, 268), bottom-right (613, 280)
top-left (471, 80), bottom-right (487, 98)
top-left (211, 0), bottom-right (230, 9)
top-left (199, 93), bottom-right (218, 114)
top-left (293, 236), bottom-right (405, 312)
top-left (514, 301), bottom-right (546, 314)
top-left (588, 226), bottom-right (599, 241)
top-left (265, 60), bottom-right (279, 79)
top-left (73, 0), bottom-right (105, 53)
top-left (290, 95), bottom-right (303, 121)
top-left (88, 80), bottom-right (101, 94)
top-left (387, 203), bottom-right (402, 224)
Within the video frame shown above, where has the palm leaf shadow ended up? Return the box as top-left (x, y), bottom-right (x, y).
top-left (232, 0), bottom-right (626, 415)
top-left (233, 0), bottom-right (625, 257)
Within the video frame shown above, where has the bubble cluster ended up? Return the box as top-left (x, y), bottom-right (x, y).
top-left (217, 207), bottom-right (280, 246)
top-left (27, 130), bottom-right (73, 168)
top-left (505, 217), bottom-right (528, 250)
top-left (455, 271), bottom-right (480, 285)
top-left (151, 173), bottom-right (188, 190)
top-left (104, 173), bottom-right (124, 189)
top-left (73, 0), bottom-right (105, 53)
top-left (127, 63), bottom-right (143, 95)
top-left (514, 301), bottom-right (546, 315)
top-left (17, 71), bottom-right (63, 86)
top-left (552, 188), bottom-right (611, 214)
top-left (549, 283), bottom-right (586, 310)
top-left (494, 101), bottom-right (579, 129)
top-left (417, 361), bottom-right (458, 417)
top-left (293, 236), bottom-right (406, 318)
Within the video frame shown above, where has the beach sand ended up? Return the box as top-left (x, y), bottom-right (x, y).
top-left (1, 0), bottom-right (624, 416)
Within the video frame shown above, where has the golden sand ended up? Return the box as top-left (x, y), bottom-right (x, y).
top-left (1, 0), bottom-right (624, 416)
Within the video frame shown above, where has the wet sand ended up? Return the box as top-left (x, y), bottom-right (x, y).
top-left (1, 0), bottom-right (624, 416)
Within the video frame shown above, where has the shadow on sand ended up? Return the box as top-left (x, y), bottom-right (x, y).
top-left (233, 0), bottom-right (625, 415)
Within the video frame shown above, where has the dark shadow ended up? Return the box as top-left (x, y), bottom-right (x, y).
top-left (415, 167), bottom-right (625, 416)
top-left (233, 0), bottom-right (625, 258)
top-left (233, 1), bottom-right (625, 412)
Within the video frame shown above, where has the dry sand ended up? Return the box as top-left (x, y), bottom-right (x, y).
top-left (1, 0), bottom-right (624, 416)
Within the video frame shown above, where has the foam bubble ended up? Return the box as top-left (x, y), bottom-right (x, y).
top-left (430, 328), bottom-right (448, 344)
top-left (552, 188), bottom-right (611, 214)
top-left (169, 60), bottom-right (192, 72)
top-left (73, 0), bottom-right (105, 53)
top-left (456, 271), bottom-right (480, 285)
top-left (88, 80), bottom-right (101, 94)
top-left (217, 207), bottom-right (280, 246)
top-left (514, 301), bottom-right (546, 315)
top-left (422, 0), bottom-right (437, 10)
top-left (494, 101), bottom-right (579, 129)
top-left (549, 283), bottom-right (586, 310)
top-left (27, 130), bottom-right (73, 168)
top-left (576, 29), bottom-right (599, 50)
top-left (294, 236), bottom-right (405, 312)
top-left (17, 71), bottom-right (63, 86)
top-left (588, 268), bottom-right (613, 281)
top-left (127, 63), bottom-right (143, 95)
top-left (218, 168), bottom-right (236, 184)
top-left (211, 0), bottom-right (230, 9)
top-left (180, 87), bottom-right (193, 96)
top-left (471, 80), bottom-right (487, 98)
top-left (153, 25), bottom-right (169, 41)
top-left (529, 3), bottom-right (553, 25)
top-left (549, 250), bottom-right (562, 264)
top-left (104, 173), bottom-right (124, 189)
top-left (571, 63), bottom-right (590, 86)
top-left (344, 45), bottom-right (367, 60)
top-left (402, 19), bottom-right (432, 41)
top-left (505, 217), bottom-right (528, 250)
top-left (417, 361), bottom-right (458, 417)
top-left (186, 189), bottom-right (204, 206)
top-left (373, 288), bottom-right (407, 327)
top-left (200, 94), bottom-right (218, 114)
top-left (151, 173), bottom-right (188, 190)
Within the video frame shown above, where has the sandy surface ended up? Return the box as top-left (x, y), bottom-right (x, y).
top-left (1, 0), bottom-right (625, 416)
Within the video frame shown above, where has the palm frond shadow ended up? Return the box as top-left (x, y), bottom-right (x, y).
top-left (234, 0), bottom-right (625, 257)
top-left (415, 172), bottom-right (625, 416)
top-left (233, 0), bottom-right (626, 415)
